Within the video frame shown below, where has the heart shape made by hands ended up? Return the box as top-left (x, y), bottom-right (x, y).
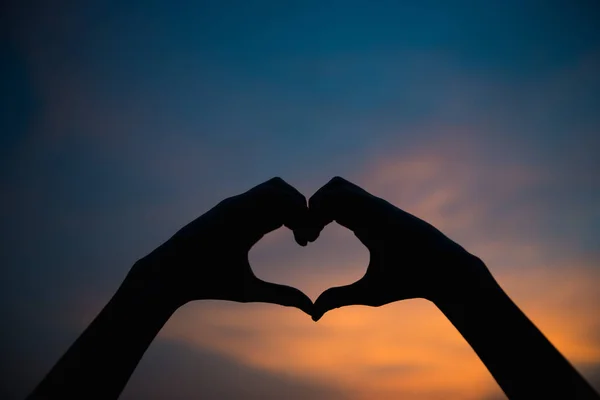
top-left (157, 176), bottom-right (474, 323)
top-left (246, 176), bottom-right (475, 322)
top-left (248, 221), bottom-right (370, 312)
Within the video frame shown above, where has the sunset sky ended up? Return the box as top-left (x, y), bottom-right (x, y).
top-left (1, 1), bottom-right (599, 399)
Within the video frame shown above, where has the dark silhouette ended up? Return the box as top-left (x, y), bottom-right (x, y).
top-left (27, 177), bottom-right (599, 399)
top-left (308, 177), bottom-right (600, 399)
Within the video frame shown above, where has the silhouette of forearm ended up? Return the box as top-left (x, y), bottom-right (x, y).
top-left (27, 262), bottom-right (176, 400)
top-left (27, 178), bottom-right (314, 399)
top-left (435, 257), bottom-right (599, 400)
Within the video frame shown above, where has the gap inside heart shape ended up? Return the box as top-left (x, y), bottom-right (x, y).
top-left (248, 223), bottom-right (370, 301)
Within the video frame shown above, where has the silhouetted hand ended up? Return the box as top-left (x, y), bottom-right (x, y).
top-left (307, 177), bottom-right (600, 399)
top-left (28, 178), bottom-right (316, 400)
top-left (27, 176), bottom-right (600, 400)
top-left (309, 176), bottom-right (485, 321)
top-left (131, 177), bottom-right (313, 315)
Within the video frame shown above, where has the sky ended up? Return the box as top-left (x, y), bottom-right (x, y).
top-left (1, 1), bottom-right (599, 399)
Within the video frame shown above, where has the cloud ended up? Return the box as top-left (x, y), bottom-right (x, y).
top-left (2, 3), bottom-right (598, 399)
top-left (121, 337), bottom-right (347, 400)
top-left (8, 103), bottom-right (598, 399)
top-left (157, 134), bottom-right (600, 399)
top-left (160, 261), bottom-right (600, 399)
top-left (0, 322), bottom-right (347, 400)
top-left (355, 127), bottom-right (598, 267)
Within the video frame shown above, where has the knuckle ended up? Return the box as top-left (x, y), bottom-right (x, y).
top-left (329, 176), bottom-right (347, 186)
top-left (218, 195), bottom-right (238, 208)
top-left (297, 192), bottom-right (307, 204)
top-left (268, 176), bottom-right (285, 186)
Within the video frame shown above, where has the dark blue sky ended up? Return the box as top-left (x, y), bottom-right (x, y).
top-left (2, 1), bottom-right (599, 399)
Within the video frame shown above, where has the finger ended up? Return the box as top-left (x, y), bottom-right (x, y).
top-left (245, 277), bottom-right (314, 317)
top-left (243, 177), bottom-right (310, 246)
top-left (271, 178), bottom-right (312, 245)
top-left (312, 279), bottom-right (369, 322)
top-left (308, 176), bottom-right (378, 242)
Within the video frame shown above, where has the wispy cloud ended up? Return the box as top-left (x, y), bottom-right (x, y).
top-left (3, 2), bottom-right (599, 398)
top-left (156, 138), bottom-right (600, 399)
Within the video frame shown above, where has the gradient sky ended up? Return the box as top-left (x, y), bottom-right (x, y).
top-left (1, 1), bottom-right (599, 399)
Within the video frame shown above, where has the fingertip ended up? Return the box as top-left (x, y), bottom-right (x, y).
top-left (294, 232), bottom-right (308, 247)
top-left (311, 302), bottom-right (325, 321)
top-left (293, 230), bottom-right (308, 246)
top-left (303, 211), bottom-right (325, 242)
top-left (289, 287), bottom-right (315, 317)
top-left (311, 301), bottom-right (329, 323)
top-left (305, 226), bottom-right (321, 243)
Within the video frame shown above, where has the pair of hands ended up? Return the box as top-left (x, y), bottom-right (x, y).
top-left (133, 177), bottom-right (485, 321)
top-left (30, 176), bottom-right (600, 400)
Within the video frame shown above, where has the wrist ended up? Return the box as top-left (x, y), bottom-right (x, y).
top-left (431, 254), bottom-right (500, 311)
top-left (119, 259), bottom-right (182, 318)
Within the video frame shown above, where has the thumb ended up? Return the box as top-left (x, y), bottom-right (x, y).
top-left (312, 280), bottom-right (368, 322)
top-left (245, 277), bottom-right (314, 317)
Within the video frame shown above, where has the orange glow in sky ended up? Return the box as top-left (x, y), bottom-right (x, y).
top-left (149, 145), bottom-right (600, 399)
top-left (4, 3), bottom-right (600, 399)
